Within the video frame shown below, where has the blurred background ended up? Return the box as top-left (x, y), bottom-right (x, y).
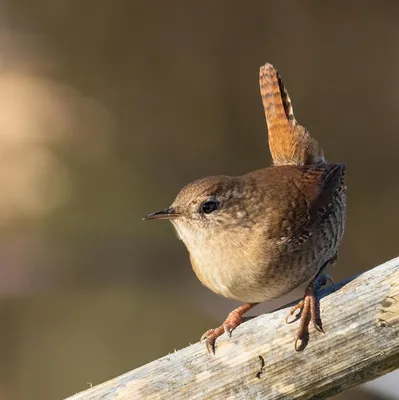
top-left (0, 1), bottom-right (398, 399)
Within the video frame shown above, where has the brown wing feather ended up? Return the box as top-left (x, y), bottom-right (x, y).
top-left (246, 164), bottom-right (345, 240)
top-left (298, 164), bottom-right (345, 229)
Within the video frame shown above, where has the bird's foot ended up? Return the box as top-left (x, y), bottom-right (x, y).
top-left (200, 303), bottom-right (258, 354)
top-left (286, 274), bottom-right (330, 351)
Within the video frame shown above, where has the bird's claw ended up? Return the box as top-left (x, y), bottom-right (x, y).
top-left (223, 322), bottom-right (238, 337)
top-left (313, 320), bottom-right (325, 333)
top-left (200, 327), bottom-right (223, 355)
top-left (285, 299), bottom-right (304, 324)
top-left (200, 319), bottom-right (242, 354)
top-left (199, 305), bottom-right (253, 354)
top-left (200, 329), bottom-right (215, 343)
top-left (286, 284), bottom-right (324, 351)
top-left (200, 335), bottom-right (216, 355)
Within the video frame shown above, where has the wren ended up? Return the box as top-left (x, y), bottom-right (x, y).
top-left (144, 63), bottom-right (346, 354)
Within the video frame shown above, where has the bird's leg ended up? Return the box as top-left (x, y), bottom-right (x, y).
top-left (200, 302), bottom-right (259, 354)
top-left (286, 256), bottom-right (337, 351)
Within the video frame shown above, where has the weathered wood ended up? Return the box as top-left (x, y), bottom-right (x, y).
top-left (66, 257), bottom-right (399, 400)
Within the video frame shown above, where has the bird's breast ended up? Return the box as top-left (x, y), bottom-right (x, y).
top-left (188, 237), bottom-right (260, 300)
top-left (173, 222), bottom-right (258, 299)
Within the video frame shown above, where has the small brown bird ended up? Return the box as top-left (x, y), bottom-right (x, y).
top-left (144, 63), bottom-right (346, 354)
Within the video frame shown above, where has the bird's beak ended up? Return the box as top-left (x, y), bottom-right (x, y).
top-left (142, 207), bottom-right (180, 221)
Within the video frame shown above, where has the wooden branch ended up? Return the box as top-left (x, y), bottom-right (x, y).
top-left (66, 257), bottom-right (399, 400)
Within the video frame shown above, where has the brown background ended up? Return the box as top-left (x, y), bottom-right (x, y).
top-left (0, 1), bottom-right (398, 399)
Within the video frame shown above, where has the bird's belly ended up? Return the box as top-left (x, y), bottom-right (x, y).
top-left (190, 245), bottom-right (333, 303)
top-left (188, 245), bottom-right (317, 303)
top-left (189, 221), bottom-right (344, 303)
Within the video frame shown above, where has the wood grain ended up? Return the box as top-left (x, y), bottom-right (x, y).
top-left (66, 257), bottom-right (399, 400)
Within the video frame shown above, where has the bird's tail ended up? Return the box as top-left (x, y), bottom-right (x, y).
top-left (259, 63), bottom-right (325, 166)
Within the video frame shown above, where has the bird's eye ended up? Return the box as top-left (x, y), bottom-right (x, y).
top-left (201, 200), bottom-right (220, 214)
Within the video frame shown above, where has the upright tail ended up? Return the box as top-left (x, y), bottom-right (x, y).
top-left (259, 63), bottom-right (325, 166)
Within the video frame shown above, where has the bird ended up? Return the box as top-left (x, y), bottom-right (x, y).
top-left (144, 63), bottom-right (347, 354)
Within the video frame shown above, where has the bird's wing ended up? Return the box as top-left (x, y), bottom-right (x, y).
top-left (299, 163), bottom-right (345, 229)
top-left (261, 163), bottom-right (345, 240)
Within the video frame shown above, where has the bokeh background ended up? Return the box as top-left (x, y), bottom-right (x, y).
top-left (0, 1), bottom-right (398, 399)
